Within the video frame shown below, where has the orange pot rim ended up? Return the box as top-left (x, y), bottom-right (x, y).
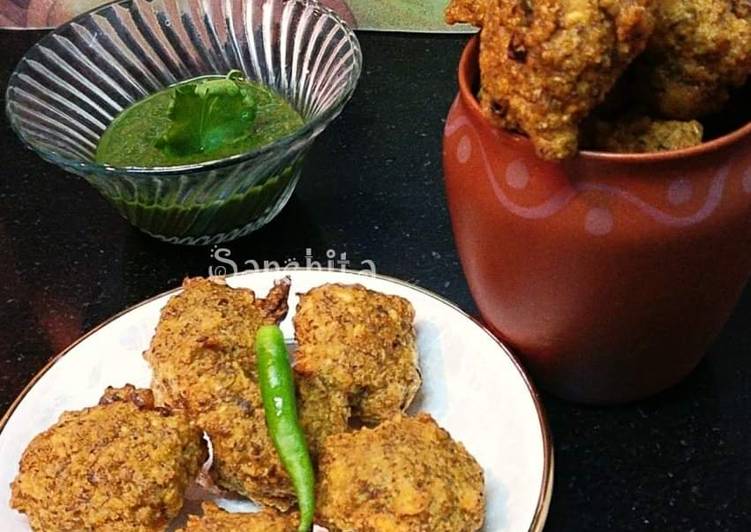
top-left (458, 36), bottom-right (751, 164)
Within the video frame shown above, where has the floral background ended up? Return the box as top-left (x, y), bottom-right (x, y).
top-left (0, 0), bottom-right (472, 32)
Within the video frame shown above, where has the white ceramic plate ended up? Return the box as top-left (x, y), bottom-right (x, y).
top-left (0, 269), bottom-right (552, 531)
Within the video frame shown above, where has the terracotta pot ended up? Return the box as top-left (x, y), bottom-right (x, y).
top-left (443, 37), bottom-right (751, 403)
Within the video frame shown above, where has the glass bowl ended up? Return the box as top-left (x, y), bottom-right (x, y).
top-left (6, 0), bottom-right (362, 245)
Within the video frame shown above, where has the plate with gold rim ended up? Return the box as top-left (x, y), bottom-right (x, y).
top-left (0, 268), bottom-right (552, 531)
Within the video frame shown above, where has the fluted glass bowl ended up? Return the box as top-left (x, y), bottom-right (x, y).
top-left (6, 0), bottom-right (361, 245)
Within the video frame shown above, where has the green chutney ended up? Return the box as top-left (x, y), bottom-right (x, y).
top-left (95, 75), bottom-right (303, 167)
top-left (91, 73), bottom-right (305, 242)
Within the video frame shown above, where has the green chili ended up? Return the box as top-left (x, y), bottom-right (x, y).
top-left (255, 325), bottom-right (315, 532)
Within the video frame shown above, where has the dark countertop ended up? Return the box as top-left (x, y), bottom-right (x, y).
top-left (0, 30), bottom-right (749, 531)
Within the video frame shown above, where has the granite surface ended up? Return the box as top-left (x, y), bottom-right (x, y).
top-left (0, 30), bottom-right (749, 531)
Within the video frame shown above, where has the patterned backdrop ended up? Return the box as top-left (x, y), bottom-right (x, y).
top-left (0, 0), bottom-right (472, 31)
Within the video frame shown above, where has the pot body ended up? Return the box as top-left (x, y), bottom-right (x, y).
top-left (443, 38), bottom-right (751, 403)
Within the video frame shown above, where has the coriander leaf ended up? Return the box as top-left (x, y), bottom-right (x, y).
top-left (155, 74), bottom-right (258, 158)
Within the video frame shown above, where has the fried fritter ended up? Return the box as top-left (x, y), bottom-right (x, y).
top-left (11, 385), bottom-right (205, 532)
top-left (446, 0), bottom-right (656, 160)
top-left (583, 114), bottom-right (704, 153)
top-left (293, 284), bottom-right (421, 455)
top-left (316, 413), bottom-right (485, 532)
top-left (634, 0), bottom-right (751, 119)
top-left (144, 277), bottom-right (296, 510)
top-left (445, 0), bottom-right (486, 25)
top-left (180, 502), bottom-right (298, 532)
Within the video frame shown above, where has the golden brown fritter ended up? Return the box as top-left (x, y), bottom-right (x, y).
top-left (11, 385), bottom-right (205, 532)
top-left (446, 0), bottom-right (656, 160)
top-left (293, 284), bottom-right (421, 455)
top-left (144, 277), bottom-right (296, 510)
top-left (179, 503), bottom-right (298, 532)
top-left (445, 0), bottom-right (486, 25)
top-left (316, 413), bottom-right (485, 532)
top-left (634, 0), bottom-right (751, 119)
top-left (583, 114), bottom-right (704, 153)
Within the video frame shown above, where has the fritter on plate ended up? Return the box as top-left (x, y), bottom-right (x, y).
top-left (446, 0), bottom-right (656, 160)
top-left (293, 283), bottom-right (421, 455)
top-left (316, 413), bottom-right (485, 532)
top-left (11, 385), bottom-right (205, 532)
top-left (634, 0), bottom-right (751, 119)
top-left (144, 277), bottom-right (296, 510)
top-left (179, 502), bottom-right (297, 532)
top-left (583, 114), bottom-right (704, 153)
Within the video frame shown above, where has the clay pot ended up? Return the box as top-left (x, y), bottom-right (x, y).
top-left (443, 37), bottom-right (751, 403)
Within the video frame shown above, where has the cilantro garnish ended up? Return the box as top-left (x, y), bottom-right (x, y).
top-left (155, 70), bottom-right (258, 158)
